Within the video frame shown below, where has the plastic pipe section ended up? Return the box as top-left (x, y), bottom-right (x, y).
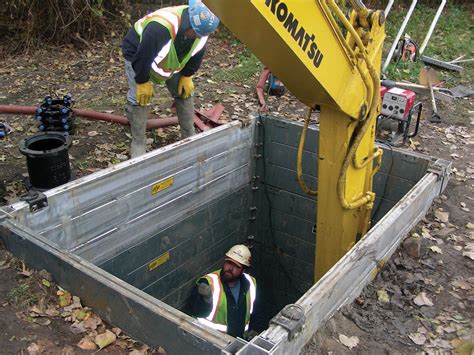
top-left (382, 0), bottom-right (417, 72)
top-left (0, 105), bottom-right (178, 130)
top-left (419, 0), bottom-right (446, 54)
top-left (384, 0), bottom-right (394, 18)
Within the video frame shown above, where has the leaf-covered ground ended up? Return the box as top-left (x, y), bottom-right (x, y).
top-left (0, 30), bottom-right (473, 353)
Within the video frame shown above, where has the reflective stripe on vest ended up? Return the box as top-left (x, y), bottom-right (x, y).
top-left (244, 273), bottom-right (256, 314)
top-left (133, 6), bottom-right (208, 83)
top-left (205, 272), bottom-right (220, 322)
top-left (196, 271), bottom-right (256, 333)
top-left (150, 40), bottom-right (173, 78)
top-left (135, 7), bottom-right (181, 38)
top-left (149, 36), bottom-right (208, 80)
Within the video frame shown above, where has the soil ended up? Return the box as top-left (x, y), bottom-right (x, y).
top-left (0, 31), bottom-right (473, 354)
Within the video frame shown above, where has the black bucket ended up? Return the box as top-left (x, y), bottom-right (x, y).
top-left (19, 132), bottom-right (72, 190)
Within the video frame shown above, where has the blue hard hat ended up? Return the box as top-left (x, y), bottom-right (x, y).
top-left (188, 0), bottom-right (220, 37)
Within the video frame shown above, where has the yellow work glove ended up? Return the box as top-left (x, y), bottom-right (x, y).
top-left (178, 75), bottom-right (194, 99)
top-left (136, 81), bottom-right (154, 106)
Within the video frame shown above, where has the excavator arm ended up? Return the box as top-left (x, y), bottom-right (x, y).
top-left (204, 0), bottom-right (385, 280)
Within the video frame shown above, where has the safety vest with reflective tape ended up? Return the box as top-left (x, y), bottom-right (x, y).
top-left (134, 6), bottom-right (208, 84)
top-left (197, 270), bottom-right (257, 333)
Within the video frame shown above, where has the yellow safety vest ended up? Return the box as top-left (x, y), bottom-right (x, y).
top-left (197, 270), bottom-right (257, 333)
top-left (134, 6), bottom-right (208, 83)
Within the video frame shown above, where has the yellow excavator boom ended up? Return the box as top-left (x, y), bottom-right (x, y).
top-left (204, 0), bottom-right (385, 280)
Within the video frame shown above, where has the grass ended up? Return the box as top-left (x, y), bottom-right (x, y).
top-left (7, 283), bottom-right (39, 308)
top-left (213, 48), bottom-right (263, 84)
top-left (383, 4), bottom-right (473, 87)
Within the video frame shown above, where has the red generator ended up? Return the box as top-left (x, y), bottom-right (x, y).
top-left (377, 86), bottom-right (422, 146)
top-left (381, 87), bottom-right (416, 120)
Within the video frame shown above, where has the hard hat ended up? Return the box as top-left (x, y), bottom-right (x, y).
top-left (225, 244), bottom-right (251, 267)
top-left (188, 0), bottom-right (220, 37)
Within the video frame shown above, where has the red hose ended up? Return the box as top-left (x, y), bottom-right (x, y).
top-left (0, 105), bottom-right (179, 130)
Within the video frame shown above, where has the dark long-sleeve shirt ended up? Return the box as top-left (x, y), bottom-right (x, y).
top-left (191, 271), bottom-right (265, 338)
top-left (122, 9), bottom-right (206, 84)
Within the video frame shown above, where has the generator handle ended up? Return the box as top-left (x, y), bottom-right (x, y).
top-left (407, 102), bottom-right (423, 139)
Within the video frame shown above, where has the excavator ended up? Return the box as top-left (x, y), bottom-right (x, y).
top-left (204, 0), bottom-right (386, 281)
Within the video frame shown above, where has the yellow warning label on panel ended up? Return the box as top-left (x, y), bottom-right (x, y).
top-left (151, 177), bottom-right (174, 195)
top-left (148, 252), bottom-right (170, 271)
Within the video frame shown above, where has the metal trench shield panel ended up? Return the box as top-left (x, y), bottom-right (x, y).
top-left (4, 121), bottom-right (255, 266)
top-left (237, 118), bottom-right (451, 354)
top-left (0, 121), bottom-right (254, 354)
top-left (250, 117), bottom-right (435, 323)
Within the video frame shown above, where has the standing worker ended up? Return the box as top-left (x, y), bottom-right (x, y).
top-left (191, 245), bottom-right (263, 340)
top-left (122, 0), bottom-right (220, 157)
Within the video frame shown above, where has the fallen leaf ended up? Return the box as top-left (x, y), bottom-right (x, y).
top-left (70, 322), bottom-right (87, 334)
top-left (430, 245), bottom-right (443, 254)
top-left (41, 279), bottom-right (51, 288)
top-left (451, 338), bottom-right (474, 354)
top-left (27, 342), bottom-right (42, 355)
top-left (129, 345), bottom-right (150, 355)
top-left (414, 292), bottom-right (434, 307)
top-left (421, 227), bottom-right (436, 240)
top-left (466, 223), bottom-right (474, 229)
top-left (339, 334), bottom-right (359, 349)
top-left (116, 153), bottom-right (128, 161)
top-left (34, 317), bottom-right (51, 326)
top-left (63, 296), bottom-right (82, 311)
top-left (452, 278), bottom-right (471, 290)
top-left (78, 336), bottom-right (97, 350)
top-left (30, 305), bottom-right (44, 315)
top-left (45, 307), bottom-right (60, 317)
top-left (462, 251), bottom-right (474, 260)
top-left (434, 209), bottom-right (449, 223)
top-left (72, 308), bottom-right (89, 321)
top-left (95, 330), bottom-right (117, 350)
top-left (88, 131), bottom-right (99, 137)
top-left (408, 332), bottom-right (427, 345)
top-left (465, 242), bottom-right (474, 251)
top-left (83, 314), bottom-right (102, 330)
top-left (377, 289), bottom-right (390, 303)
top-left (58, 290), bottom-right (72, 307)
top-left (428, 338), bottom-right (453, 349)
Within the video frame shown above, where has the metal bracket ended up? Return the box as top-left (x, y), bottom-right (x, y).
top-left (20, 191), bottom-right (48, 212)
top-left (427, 159), bottom-right (449, 180)
top-left (269, 304), bottom-right (305, 341)
top-left (427, 159), bottom-right (451, 195)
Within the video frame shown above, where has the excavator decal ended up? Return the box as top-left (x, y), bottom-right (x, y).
top-left (265, 0), bottom-right (324, 67)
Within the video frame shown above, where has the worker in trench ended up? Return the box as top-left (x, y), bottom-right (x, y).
top-left (190, 245), bottom-right (264, 340)
top-left (121, 0), bottom-right (220, 158)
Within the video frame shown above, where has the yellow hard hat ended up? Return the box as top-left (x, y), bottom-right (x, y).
top-left (225, 244), bottom-right (252, 267)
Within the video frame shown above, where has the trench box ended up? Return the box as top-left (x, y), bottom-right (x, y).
top-left (0, 116), bottom-right (450, 354)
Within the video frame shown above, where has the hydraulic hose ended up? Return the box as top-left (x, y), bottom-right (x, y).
top-left (0, 105), bottom-right (179, 130)
top-left (324, 0), bottom-right (384, 210)
top-left (296, 108), bottom-right (317, 196)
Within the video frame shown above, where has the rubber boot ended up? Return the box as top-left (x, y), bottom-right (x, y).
top-left (174, 96), bottom-right (195, 139)
top-left (125, 104), bottom-right (148, 158)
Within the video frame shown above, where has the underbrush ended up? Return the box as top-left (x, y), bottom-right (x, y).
top-left (383, 4), bottom-right (472, 87)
